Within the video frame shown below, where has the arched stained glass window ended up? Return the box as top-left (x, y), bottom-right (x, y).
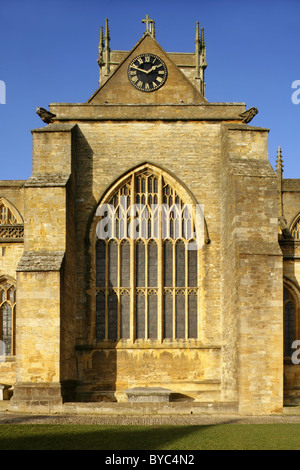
top-left (95, 168), bottom-right (199, 342)
top-left (0, 279), bottom-right (16, 356)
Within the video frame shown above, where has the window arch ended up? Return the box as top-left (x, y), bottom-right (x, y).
top-left (283, 284), bottom-right (300, 359)
top-left (0, 197), bottom-right (24, 241)
top-left (291, 215), bottom-right (300, 240)
top-left (0, 278), bottom-right (16, 356)
top-left (94, 166), bottom-right (202, 342)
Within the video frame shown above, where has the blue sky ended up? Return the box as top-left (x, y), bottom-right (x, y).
top-left (1, 0), bottom-right (299, 179)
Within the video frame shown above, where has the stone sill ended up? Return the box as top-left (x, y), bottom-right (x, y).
top-left (0, 356), bottom-right (16, 363)
top-left (76, 340), bottom-right (222, 350)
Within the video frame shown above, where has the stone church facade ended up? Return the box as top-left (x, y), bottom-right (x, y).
top-left (1, 18), bottom-right (300, 414)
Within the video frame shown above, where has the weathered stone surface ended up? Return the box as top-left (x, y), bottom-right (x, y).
top-left (17, 251), bottom-right (65, 271)
top-left (126, 387), bottom-right (172, 403)
top-left (0, 21), bottom-right (298, 415)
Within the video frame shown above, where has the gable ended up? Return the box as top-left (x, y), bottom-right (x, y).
top-left (88, 34), bottom-right (207, 105)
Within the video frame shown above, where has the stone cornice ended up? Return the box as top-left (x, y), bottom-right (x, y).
top-left (17, 251), bottom-right (65, 271)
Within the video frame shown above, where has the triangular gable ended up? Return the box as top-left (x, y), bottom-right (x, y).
top-left (88, 33), bottom-right (207, 104)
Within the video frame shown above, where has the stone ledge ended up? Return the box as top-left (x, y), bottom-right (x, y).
top-left (24, 173), bottom-right (70, 188)
top-left (60, 401), bottom-right (239, 416)
top-left (17, 251), bottom-right (65, 272)
top-left (31, 123), bottom-right (77, 133)
top-left (125, 387), bottom-right (172, 403)
top-left (48, 103), bottom-right (246, 121)
top-left (283, 179), bottom-right (300, 192)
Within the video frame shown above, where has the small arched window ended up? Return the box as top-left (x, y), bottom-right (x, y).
top-left (0, 198), bottom-right (24, 241)
top-left (291, 216), bottom-right (300, 240)
top-left (95, 168), bottom-right (201, 342)
top-left (0, 279), bottom-right (16, 356)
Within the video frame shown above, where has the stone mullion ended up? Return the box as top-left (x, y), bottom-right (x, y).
top-left (144, 177), bottom-right (149, 340)
top-left (145, 239), bottom-right (149, 339)
top-left (197, 245), bottom-right (201, 340)
top-left (172, 241), bottom-right (176, 339)
top-left (130, 174), bottom-right (136, 342)
top-left (185, 239), bottom-right (189, 340)
top-left (11, 303), bottom-right (16, 356)
top-left (157, 174), bottom-right (163, 342)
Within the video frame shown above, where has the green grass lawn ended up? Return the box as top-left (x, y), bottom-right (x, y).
top-left (0, 424), bottom-right (300, 450)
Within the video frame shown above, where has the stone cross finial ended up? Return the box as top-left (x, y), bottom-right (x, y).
top-left (142, 14), bottom-right (155, 37)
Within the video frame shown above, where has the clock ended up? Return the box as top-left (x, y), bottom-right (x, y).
top-left (128, 53), bottom-right (168, 92)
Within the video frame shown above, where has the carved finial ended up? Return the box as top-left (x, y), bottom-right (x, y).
top-left (152, 21), bottom-right (156, 39)
top-left (103, 18), bottom-right (111, 77)
top-left (195, 22), bottom-right (207, 96)
top-left (97, 25), bottom-right (105, 85)
top-left (276, 146), bottom-right (284, 174)
top-left (105, 18), bottom-right (110, 50)
top-left (195, 21), bottom-right (200, 51)
top-left (97, 26), bottom-right (104, 65)
top-left (276, 146), bottom-right (285, 220)
top-left (201, 27), bottom-right (205, 48)
top-left (142, 14), bottom-right (155, 37)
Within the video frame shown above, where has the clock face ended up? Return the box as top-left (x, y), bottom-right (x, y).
top-left (128, 54), bottom-right (168, 92)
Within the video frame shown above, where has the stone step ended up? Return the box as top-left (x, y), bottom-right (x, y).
top-left (61, 401), bottom-right (239, 416)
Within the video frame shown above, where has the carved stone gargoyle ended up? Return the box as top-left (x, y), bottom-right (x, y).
top-left (239, 107), bottom-right (258, 124)
top-left (36, 107), bottom-right (56, 124)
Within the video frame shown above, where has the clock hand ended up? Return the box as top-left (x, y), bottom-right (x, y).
top-left (130, 64), bottom-right (148, 73)
top-left (145, 64), bottom-right (163, 74)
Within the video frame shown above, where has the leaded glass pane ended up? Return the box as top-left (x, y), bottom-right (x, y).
top-left (136, 292), bottom-right (145, 339)
top-left (121, 240), bottom-right (130, 287)
top-left (175, 292), bottom-right (185, 339)
top-left (96, 240), bottom-right (106, 287)
top-left (164, 240), bottom-right (173, 287)
top-left (163, 292), bottom-right (173, 339)
top-left (176, 240), bottom-right (185, 287)
top-left (148, 293), bottom-right (157, 339)
top-left (108, 291), bottom-right (118, 340)
top-left (136, 241), bottom-right (145, 287)
top-left (1, 303), bottom-right (12, 355)
top-left (188, 293), bottom-right (197, 339)
top-left (148, 240), bottom-right (158, 287)
top-left (108, 241), bottom-right (118, 287)
top-left (96, 291), bottom-right (105, 339)
top-left (120, 292), bottom-right (130, 339)
top-left (188, 249), bottom-right (197, 287)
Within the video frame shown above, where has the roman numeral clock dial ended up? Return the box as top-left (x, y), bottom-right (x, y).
top-left (128, 54), bottom-right (168, 92)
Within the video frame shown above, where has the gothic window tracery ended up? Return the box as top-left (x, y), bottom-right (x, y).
top-left (0, 199), bottom-right (24, 241)
top-left (95, 169), bottom-right (199, 342)
top-left (291, 217), bottom-right (300, 240)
